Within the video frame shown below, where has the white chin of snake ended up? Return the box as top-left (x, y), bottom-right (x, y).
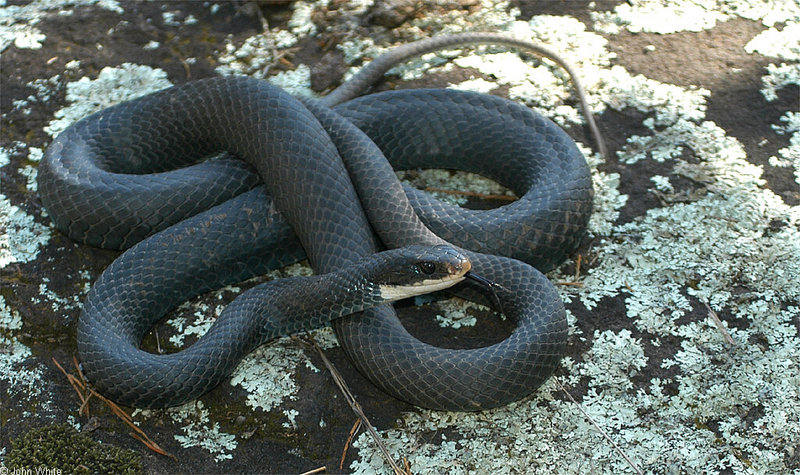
top-left (379, 275), bottom-right (466, 302)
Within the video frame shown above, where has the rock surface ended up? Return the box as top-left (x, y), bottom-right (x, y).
top-left (1, 0), bottom-right (798, 473)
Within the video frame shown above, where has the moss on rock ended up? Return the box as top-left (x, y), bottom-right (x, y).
top-left (4, 424), bottom-right (142, 474)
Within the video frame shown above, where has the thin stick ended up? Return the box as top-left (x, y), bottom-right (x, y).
top-left (154, 327), bottom-right (162, 354)
top-left (340, 419), bottom-right (363, 470)
top-left (302, 334), bottom-right (409, 475)
top-left (53, 357), bottom-right (175, 459)
top-left (555, 281), bottom-right (584, 287)
top-left (52, 357), bottom-right (89, 411)
top-left (703, 301), bottom-right (735, 345)
top-left (623, 281), bottom-right (634, 293)
top-left (555, 377), bottom-right (644, 475)
top-left (298, 466), bottom-right (327, 475)
top-left (89, 388), bottom-right (176, 459)
top-left (424, 187), bottom-right (517, 202)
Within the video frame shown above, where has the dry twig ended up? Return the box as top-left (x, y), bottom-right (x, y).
top-left (53, 357), bottom-right (175, 459)
top-left (555, 281), bottom-right (584, 287)
top-left (301, 334), bottom-right (410, 475)
top-left (424, 186), bottom-right (517, 202)
top-left (555, 377), bottom-right (643, 475)
top-left (52, 357), bottom-right (90, 413)
top-left (340, 419), bottom-right (363, 470)
top-left (703, 301), bottom-right (735, 345)
top-left (623, 280), bottom-right (634, 293)
top-left (298, 466), bottom-right (327, 475)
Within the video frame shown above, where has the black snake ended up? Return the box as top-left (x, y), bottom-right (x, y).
top-left (39, 33), bottom-right (594, 411)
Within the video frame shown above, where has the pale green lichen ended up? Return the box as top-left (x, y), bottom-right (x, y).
top-left (27, 147), bottom-right (42, 162)
top-left (165, 282), bottom-right (258, 348)
top-left (229, 337), bottom-right (319, 414)
top-left (431, 298), bottom-right (486, 329)
top-left (282, 408), bottom-right (300, 429)
top-left (745, 21), bottom-right (800, 61)
top-left (136, 401), bottom-right (237, 462)
top-left (0, 196), bottom-right (51, 267)
top-left (0, 297), bottom-right (46, 405)
top-left (411, 0), bottom-right (516, 34)
top-left (506, 15), bottom-right (612, 122)
top-left (769, 111), bottom-right (800, 186)
top-left (582, 142), bottom-right (627, 237)
top-left (338, 37), bottom-right (379, 65)
top-left (600, 66), bottom-right (712, 164)
top-left (454, 50), bottom-right (575, 122)
top-left (650, 175), bottom-right (674, 193)
top-left (591, 0), bottom-right (800, 35)
top-left (161, 10), bottom-right (180, 27)
top-left (1, 93), bottom-right (54, 417)
top-left (337, 0), bottom-right (521, 86)
top-left (722, 0), bottom-right (800, 27)
top-left (216, 33), bottom-right (280, 78)
top-left (396, 169), bottom-right (513, 206)
top-left (0, 296), bottom-right (23, 332)
top-left (13, 76), bottom-right (61, 115)
top-left (591, 0), bottom-right (728, 35)
top-left (215, 0), bottom-right (328, 78)
top-left (32, 277), bottom-right (83, 313)
top-left (357, 14), bottom-right (613, 131)
top-left (0, 0), bottom-right (122, 52)
top-left (547, 59), bottom-right (799, 469)
top-left (760, 62), bottom-right (800, 187)
top-left (227, 324), bottom-right (337, 415)
top-left (267, 65), bottom-right (316, 98)
top-left (217, 42), bottom-right (316, 98)
top-left (449, 77), bottom-right (497, 93)
top-left (580, 187), bottom-right (799, 309)
top-left (44, 64), bottom-right (172, 138)
top-left (347, 1), bottom-right (799, 473)
top-left (760, 62), bottom-right (800, 102)
top-left (19, 166), bottom-right (37, 192)
top-left (159, 9), bottom-right (198, 28)
top-left (287, 1), bottom-right (324, 38)
top-left (17, 146), bottom-right (43, 192)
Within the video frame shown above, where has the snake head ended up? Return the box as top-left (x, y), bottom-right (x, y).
top-left (373, 244), bottom-right (471, 302)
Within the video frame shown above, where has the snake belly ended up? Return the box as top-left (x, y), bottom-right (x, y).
top-left (39, 76), bottom-right (592, 410)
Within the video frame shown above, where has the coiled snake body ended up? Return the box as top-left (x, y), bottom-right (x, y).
top-left (39, 33), bottom-right (594, 411)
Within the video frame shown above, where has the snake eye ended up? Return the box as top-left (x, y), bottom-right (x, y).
top-left (417, 262), bottom-right (436, 275)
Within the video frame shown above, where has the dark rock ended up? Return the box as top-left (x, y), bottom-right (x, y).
top-left (311, 49), bottom-right (347, 93)
top-left (369, 0), bottom-right (418, 28)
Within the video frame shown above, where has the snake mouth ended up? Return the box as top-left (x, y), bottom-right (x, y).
top-left (379, 272), bottom-right (468, 302)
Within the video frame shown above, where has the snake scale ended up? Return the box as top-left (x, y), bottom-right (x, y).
top-left (39, 33), bottom-right (594, 411)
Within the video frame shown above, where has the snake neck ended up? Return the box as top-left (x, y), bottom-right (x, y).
top-left (223, 262), bottom-right (386, 344)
